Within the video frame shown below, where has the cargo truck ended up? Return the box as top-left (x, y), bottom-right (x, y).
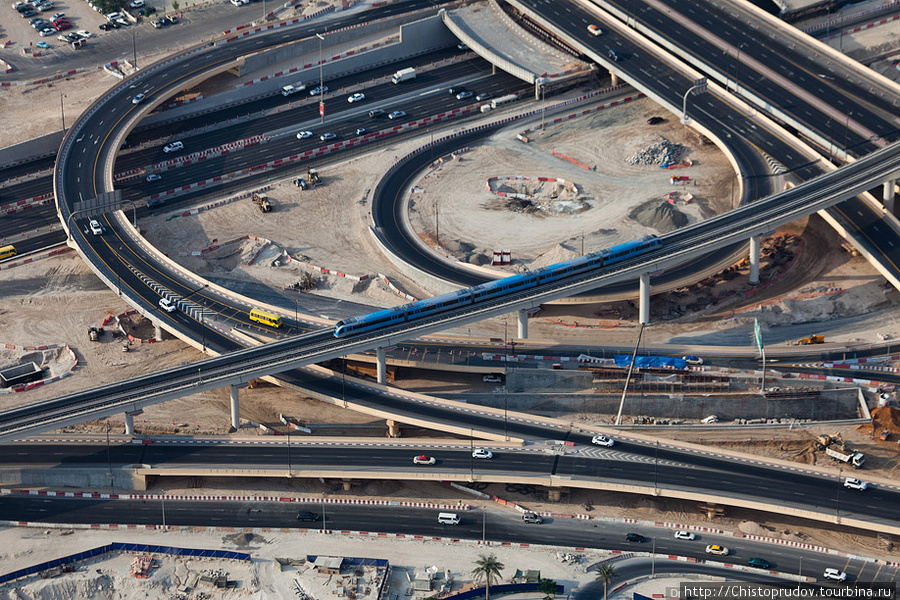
top-left (391, 67), bottom-right (416, 84)
top-left (825, 444), bottom-right (865, 468)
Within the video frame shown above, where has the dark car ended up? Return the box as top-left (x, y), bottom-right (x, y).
top-left (625, 533), bottom-right (645, 543)
top-left (147, 199), bottom-right (165, 209)
top-left (296, 511), bottom-right (319, 522)
top-left (647, 116), bottom-right (664, 125)
top-left (448, 86), bottom-right (466, 95)
top-left (368, 109), bottom-right (385, 118)
top-left (608, 49), bottom-right (621, 62)
top-left (748, 558), bottom-right (771, 569)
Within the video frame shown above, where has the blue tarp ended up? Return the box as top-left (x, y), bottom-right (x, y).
top-left (442, 582), bottom-right (564, 599)
top-left (614, 354), bottom-right (687, 369)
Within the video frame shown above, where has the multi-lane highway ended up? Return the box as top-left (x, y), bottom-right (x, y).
top-left (3, 491), bottom-right (888, 586)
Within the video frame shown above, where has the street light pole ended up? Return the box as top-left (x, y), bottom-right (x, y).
top-left (60, 93), bottom-right (67, 133)
top-left (131, 28), bottom-right (137, 70)
top-left (321, 495), bottom-right (326, 533)
top-left (316, 33), bottom-right (325, 125)
top-left (161, 491), bottom-right (166, 531)
top-left (287, 431), bottom-right (291, 476)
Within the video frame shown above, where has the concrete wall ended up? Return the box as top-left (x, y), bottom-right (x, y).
top-left (0, 466), bottom-right (136, 489)
top-left (445, 388), bottom-right (861, 421)
top-left (238, 14), bottom-right (457, 78)
top-left (0, 131), bottom-right (62, 170)
top-left (440, 9), bottom-right (536, 84)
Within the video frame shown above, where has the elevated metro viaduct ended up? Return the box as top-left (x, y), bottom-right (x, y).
top-left (36, 1), bottom-right (900, 440)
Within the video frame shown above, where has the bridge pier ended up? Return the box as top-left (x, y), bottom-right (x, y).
top-left (153, 323), bottom-right (164, 341)
top-left (885, 179), bottom-right (896, 214)
top-left (749, 235), bottom-right (761, 285)
top-left (517, 309), bottom-right (528, 339)
top-left (376, 347), bottom-right (387, 385)
top-left (639, 273), bottom-right (650, 324)
top-left (124, 412), bottom-right (135, 436)
top-left (610, 72), bottom-right (619, 87)
top-left (386, 419), bottom-right (401, 438)
top-left (229, 385), bottom-right (240, 432)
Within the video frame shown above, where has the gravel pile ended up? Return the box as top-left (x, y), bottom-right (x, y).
top-left (627, 138), bottom-right (687, 165)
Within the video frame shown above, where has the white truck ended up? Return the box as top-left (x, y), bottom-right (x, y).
top-left (391, 67), bottom-right (416, 84)
top-left (281, 82), bottom-right (306, 96)
top-left (826, 444), bottom-right (865, 468)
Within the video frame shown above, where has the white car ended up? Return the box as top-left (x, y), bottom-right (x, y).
top-left (75, 29), bottom-right (92, 39)
top-left (413, 455), bottom-right (435, 465)
top-left (88, 219), bottom-right (103, 235)
top-left (843, 477), bottom-right (868, 491)
top-left (587, 24), bottom-right (602, 36)
top-left (319, 133), bottom-right (337, 142)
top-left (145, 173), bottom-right (161, 182)
top-left (472, 448), bottom-right (493, 460)
top-left (387, 110), bottom-right (406, 120)
top-left (163, 141), bottom-right (183, 153)
top-left (823, 568), bottom-right (847, 582)
top-left (673, 531), bottom-right (696, 541)
top-left (132, 93), bottom-right (146, 105)
top-left (591, 435), bottom-right (614, 447)
top-left (347, 92), bottom-right (365, 103)
top-left (296, 130), bottom-right (313, 140)
top-left (705, 544), bottom-right (728, 556)
top-left (158, 297), bottom-right (176, 313)
top-left (128, 0), bottom-right (144, 7)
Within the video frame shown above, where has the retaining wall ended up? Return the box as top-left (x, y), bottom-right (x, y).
top-left (0, 131), bottom-right (63, 170)
top-left (446, 388), bottom-right (862, 421)
top-left (237, 13), bottom-right (456, 78)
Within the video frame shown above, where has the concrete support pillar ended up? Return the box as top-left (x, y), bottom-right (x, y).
top-left (386, 419), bottom-right (401, 438)
top-left (341, 479), bottom-right (353, 491)
top-left (639, 273), bottom-right (650, 325)
top-left (124, 412), bottom-right (135, 436)
top-left (547, 489), bottom-right (563, 502)
top-left (154, 324), bottom-right (163, 341)
top-left (610, 72), bottom-right (619, 87)
top-left (749, 234), bottom-right (761, 285)
top-left (517, 309), bottom-right (528, 339)
top-left (229, 385), bottom-right (240, 432)
top-left (884, 179), bottom-right (896, 214)
top-left (376, 346), bottom-right (386, 385)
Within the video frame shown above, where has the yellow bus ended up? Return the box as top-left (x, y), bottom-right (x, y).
top-left (249, 308), bottom-right (282, 328)
top-left (0, 245), bottom-right (16, 261)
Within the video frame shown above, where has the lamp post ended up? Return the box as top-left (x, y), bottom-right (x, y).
top-left (106, 417), bottom-right (113, 486)
top-left (843, 111), bottom-right (853, 160)
top-left (131, 27), bottom-right (137, 70)
top-left (469, 429), bottom-right (475, 482)
top-left (321, 494), bottom-right (326, 533)
top-left (200, 313), bottom-right (206, 354)
top-left (161, 490), bottom-right (167, 531)
top-left (287, 430), bottom-right (292, 476)
top-left (60, 93), bottom-right (67, 133)
top-left (482, 506), bottom-right (486, 544)
top-left (316, 33), bottom-right (325, 125)
top-left (799, 556), bottom-right (803, 579)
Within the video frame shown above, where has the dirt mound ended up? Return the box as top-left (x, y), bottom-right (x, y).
top-left (629, 200), bottom-right (688, 233)
top-left (858, 406), bottom-right (900, 436)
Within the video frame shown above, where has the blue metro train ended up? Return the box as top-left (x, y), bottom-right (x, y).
top-left (333, 235), bottom-right (662, 338)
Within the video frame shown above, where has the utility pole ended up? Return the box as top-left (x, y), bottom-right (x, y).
top-left (316, 33), bottom-right (325, 125)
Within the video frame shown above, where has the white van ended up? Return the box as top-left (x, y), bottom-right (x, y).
top-left (163, 141), bottom-right (184, 153)
top-left (701, 415), bottom-right (719, 424)
top-left (437, 512), bottom-right (460, 525)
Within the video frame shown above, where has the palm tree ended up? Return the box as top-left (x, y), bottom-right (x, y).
top-left (595, 563), bottom-right (617, 600)
top-left (538, 578), bottom-right (558, 598)
top-left (471, 554), bottom-right (505, 600)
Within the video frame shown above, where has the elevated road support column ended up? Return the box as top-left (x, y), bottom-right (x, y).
top-left (885, 179), bottom-right (896, 214)
top-left (517, 309), bottom-right (528, 339)
top-left (610, 72), bottom-right (619, 87)
top-left (230, 385), bottom-right (240, 431)
top-left (749, 235), bottom-right (761, 285)
top-left (639, 274), bottom-right (650, 324)
top-left (376, 347), bottom-right (386, 385)
top-left (124, 412), bottom-right (135, 436)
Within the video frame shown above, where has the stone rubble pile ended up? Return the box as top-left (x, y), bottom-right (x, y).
top-left (626, 138), bottom-right (686, 165)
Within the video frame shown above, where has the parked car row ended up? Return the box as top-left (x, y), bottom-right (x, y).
top-left (13, 0), bottom-right (54, 18)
